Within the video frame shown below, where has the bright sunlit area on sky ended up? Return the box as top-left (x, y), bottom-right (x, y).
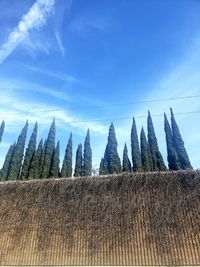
top-left (0, 0), bottom-right (200, 169)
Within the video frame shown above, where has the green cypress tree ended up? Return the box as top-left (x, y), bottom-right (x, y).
top-left (140, 127), bottom-right (151, 172)
top-left (83, 129), bottom-right (92, 176)
top-left (103, 123), bottom-right (121, 174)
top-left (74, 144), bottom-right (83, 177)
top-left (29, 139), bottom-right (43, 179)
top-left (147, 111), bottom-right (166, 171)
top-left (164, 113), bottom-right (180, 170)
top-left (8, 121), bottom-right (28, 180)
top-left (40, 139), bottom-right (47, 178)
top-left (0, 143), bottom-right (15, 181)
top-left (42, 119), bottom-right (56, 178)
top-left (61, 133), bottom-right (72, 177)
top-left (170, 108), bottom-right (192, 169)
top-left (21, 122), bottom-right (38, 179)
top-left (131, 117), bottom-right (142, 172)
top-left (99, 158), bottom-right (107, 175)
top-left (50, 141), bottom-right (60, 177)
top-left (0, 120), bottom-right (5, 143)
top-left (122, 143), bottom-right (131, 172)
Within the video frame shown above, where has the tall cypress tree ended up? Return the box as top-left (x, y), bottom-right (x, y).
top-left (61, 133), bottom-right (72, 177)
top-left (50, 141), bottom-right (60, 177)
top-left (29, 139), bottom-right (43, 179)
top-left (21, 122), bottom-right (38, 179)
top-left (0, 143), bottom-right (15, 181)
top-left (140, 127), bottom-right (151, 172)
top-left (0, 120), bottom-right (5, 143)
top-left (131, 117), bottom-right (142, 172)
top-left (122, 143), bottom-right (131, 172)
top-left (147, 111), bottom-right (166, 171)
top-left (40, 139), bottom-right (47, 178)
top-left (74, 144), bottom-right (83, 177)
top-left (83, 129), bottom-right (92, 176)
top-left (99, 158), bottom-right (107, 175)
top-left (164, 113), bottom-right (180, 170)
top-left (170, 108), bottom-right (192, 169)
top-left (8, 121), bottom-right (28, 180)
top-left (103, 123), bottom-right (121, 174)
top-left (42, 119), bottom-right (56, 178)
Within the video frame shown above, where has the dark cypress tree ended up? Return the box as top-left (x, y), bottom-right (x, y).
top-left (131, 117), bottom-right (142, 172)
top-left (170, 108), bottom-right (192, 169)
top-left (99, 158), bottom-right (107, 175)
top-left (103, 123), bottom-right (121, 174)
top-left (0, 120), bottom-right (5, 143)
top-left (29, 139), bottom-right (43, 179)
top-left (140, 127), bottom-right (151, 172)
top-left (0, 143), bottom-right (15, 181)
top-left (50, 141), bottom-right (60, 177)
top-left (21, 122), bottom-right (38, 179)
top-left (122, 143), bottom-right (131, 172)
top-left (74, 144), bottom-right (83, 177)
top-left (147, 111), bottom-right (166, 171)
top-left (8, 121), bottom-right (28, 180)
top-left (83, 129), bottom-right (92, 176)
top-left (61, 133), bottom-right (72, 177)
top-left (164, 113), bottom-right (180, 170)
top-left (42, 119), bottom-right (56, 178)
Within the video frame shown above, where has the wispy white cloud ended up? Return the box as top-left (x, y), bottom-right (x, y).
top-left (55, 31), bottom-right (65, 56)
top-left (0, 78), bottom-right (71, 102)
top-left (0, 0), bottom-right (55, 64)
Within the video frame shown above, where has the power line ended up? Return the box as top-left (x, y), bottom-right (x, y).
top-left (4, 110), bottom-right (200, 128)
top-left (0, 94), bottom-right (200, 116)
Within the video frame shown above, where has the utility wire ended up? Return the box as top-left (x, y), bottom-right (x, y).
top-left (0, 94), bottom-right (200, 116)
top-left (4, 110), bottom-right (200, 128)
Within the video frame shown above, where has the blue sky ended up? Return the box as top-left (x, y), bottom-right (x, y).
top-left (0, 0), bottom-right (200, 170)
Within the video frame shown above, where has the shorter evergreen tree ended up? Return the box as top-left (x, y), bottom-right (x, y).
top-left (147, 111), bottom-right (166, 171)
top-left (131, 117), bottom-right (142, 172)
top-left (0, 143), bottom-right (15, 181)
top-left (61, 133), bottom-right (73, 177)
top-left (83, 129), bottom-right (92, 176)
top-left (42, 119), bottom-right (56, 178)
top-left (140, 127), bottom-right (151, 172)
top-left (50, 141), bottom-right (60, 177)
top-left (21, 122), bottom-right (38, 179)
top-left (8, 121), bottom-right (28, 180)
top-left (122, 143), bottom-right (131, 172)
top-left (0, 120), bottom-right (5, 143)
top-left (170, 108), bottom-right (192, 169)
top-left (74, 144), bottom-right (83, 177)
top-left (103, 123), bottom-right (121, 174)
top-left (164, 113), bottom-right (180, 170)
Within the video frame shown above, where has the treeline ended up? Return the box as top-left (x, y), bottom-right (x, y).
top-left (0, 108), bottom-right (192, 181)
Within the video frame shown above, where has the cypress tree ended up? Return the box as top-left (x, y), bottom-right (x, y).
top-left (61, 133), bottom-right (72, 177)
top-left (147, 111), bottom-right (166, 171)
top-left (170, 108), bottom-right (192, 169)
top-left (99, 158), bottom-right (107, 175)
top-left (40, 139), bottom-right (47, 178)
top-left (122, 143), bottom-right (131, 172)
top-left (103, 123), bottom-right (121, 174)
top-left (42, 119), bottom-right (56, 178)
top-left (140, 127), bottom-right (151, 172)
top-left (131, 117), bottom-right (142, 172)
top-left (21, 122), bottom-right (38, 179)
top-left (0, 120), bottom-right (5, 143)
top-left (83, 129), bottom-right (92, 176)
top-left (8, 121), bottom-right (28, 180)
top-left (0, 143), bottom-right (15, 181)
top-left (29, 139), bottom-right (43, 179)
top-left (50, 141), bottom-right (60, 177)
top-left (74, 144), bottom-right (83, 177)
top-left (164, 113), bottom-right (180, 170)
